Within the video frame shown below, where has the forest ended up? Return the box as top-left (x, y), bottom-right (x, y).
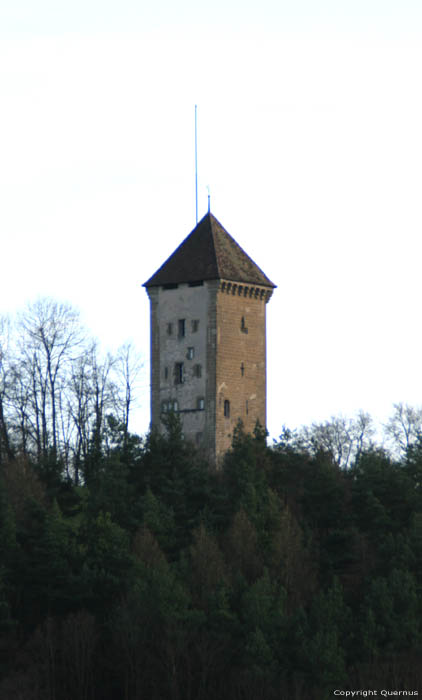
top-left (0, 299), bottom-right (421, 699)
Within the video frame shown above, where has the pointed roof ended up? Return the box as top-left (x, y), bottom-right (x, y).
top-left (143, 213), bottom-right (275, 288)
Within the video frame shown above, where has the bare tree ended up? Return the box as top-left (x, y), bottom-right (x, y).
top-left (67, 342), bottom-right (117, 476)
top-left (293, 411), bottom-right (375, 468)
top-left (114, 342), bottom-right (143, 434)
top-left (384, 402), bottom-right (422, 457)
top-left (17, 299), bottom-right (85, 457)
top-left (66, 348), bottom-right (95, 483)
top-left (8, 357), bottom-right (33, 456)
top-left (0, 316), bottom-right (14, 463)
top-left (0, 298), bottom-right (144, 481)
top-left (90, 346), bottom-right (116, 455)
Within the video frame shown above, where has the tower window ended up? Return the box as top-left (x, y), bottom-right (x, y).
top-left (192, 319), bottom-right (199, 332)
top-left (161, 399), bottom-right (179, 413)
top-left (193, 364), bottom-right (202, 378)
top-left (187, 347), bottom-right (195, 360)
top-left (224, 400), bottom-right (230, 418)
top-left (178, 319), bottom-right (185, 337)
top-left (175, 362), bottom-right (184, 384)
top-left (197, 397), bottom-right (205, 410)
top-left (167, 322), bottom-right (173, 335)
top-left (241, 316), bottom-right (248, 334)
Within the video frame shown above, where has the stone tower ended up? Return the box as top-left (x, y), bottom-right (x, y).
top-left (143, 213), bottom-right (275, 463)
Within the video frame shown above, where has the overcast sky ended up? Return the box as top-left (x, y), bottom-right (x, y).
top-left (1, 0), bottom-right (422, 439)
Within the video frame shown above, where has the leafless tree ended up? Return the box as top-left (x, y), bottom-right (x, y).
top-left (17, 299), bottom-right (85, 457)
top-left (114, 342), bottom-right (143, 434)
top-left (89, 346), bottom-right (116, 454)
top-left (295, 411), bottom-right (375, 468)
top-left (0, 298), bottom-right (144, 481)
top-left (66, 348), bottom-right (95, 483)
top-left (384, 402), bottom-right (422, 457)
top-left (0, 316), bottom-right (13, 463)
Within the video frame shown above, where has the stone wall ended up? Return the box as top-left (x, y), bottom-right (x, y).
top-left (214, 282), bottom-right (269, 459)
top-left (147, 279), bottom-right (272, 465)
top-left (147, 282), bottom-right (208, 444)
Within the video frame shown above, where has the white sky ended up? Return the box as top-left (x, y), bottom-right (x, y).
top-left (1, 0), bottom-right (422, 439)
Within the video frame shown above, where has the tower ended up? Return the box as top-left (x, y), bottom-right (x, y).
top-left (143, 213), bottom-right (275, 463)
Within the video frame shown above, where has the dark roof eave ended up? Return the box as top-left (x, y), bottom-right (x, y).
top-left (143, 276), bottom-right (276, 289)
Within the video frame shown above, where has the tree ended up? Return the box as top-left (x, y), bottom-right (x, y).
top-left (139, 413), bottom-right (211, 553)
top-left (268, 503), bottom-right (316, 608)
top-left (0, 317), bottom-right (13, 464)
top-left (351, 450), bottom-right (415, 536)
top-left (17, 298), bottom-right (85, 461)
top-left (384, 402), bottom-right (422, 457)
top-left (114, 342), bottom-right (143, 438)
top-left (288, 412), bottom-right (375, 468)
top-left (0, 299), bottom-right (144, 486)
top-left (303, 579), bottom-right (350, 688)
top-left (224, 509), bottom-right (263, 584)
top-left (61, 611), bottom-right (97, 700)
top-left (188, 524), bottom-right (227, 610)
top-left (78, 511), bottom-right (133, 613)
top-left (360, 569), bottom-right (420, 657)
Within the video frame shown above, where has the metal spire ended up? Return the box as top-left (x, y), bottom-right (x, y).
top-left (195, 105), bottom-right (198, 224)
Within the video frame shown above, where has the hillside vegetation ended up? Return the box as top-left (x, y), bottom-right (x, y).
top-left (1, 301), bottom-right (421, 699)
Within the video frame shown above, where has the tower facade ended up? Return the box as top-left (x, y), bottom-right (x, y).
top-left (144, 213), bottom-right (275, 463)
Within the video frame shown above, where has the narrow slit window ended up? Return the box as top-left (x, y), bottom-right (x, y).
top-left (197, 397), bottom-right (205, 410)
top-left (175, 362), bottom-right (184, 384)
top-left (224, 400), bottom-right (230, 418)
top-left (194, 364), bottom-right (202, 378)
top-left (241, 316), bottom-right (248, 334)
top-left (187, 347), bottom-right (194, 360)
top-left (178, 319), bottom-right (185, 337)
top-left (192, 320), bottom-right (199, 332)
top-left (240, 362), bottom-right (245, 376)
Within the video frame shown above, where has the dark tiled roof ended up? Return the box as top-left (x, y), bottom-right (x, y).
top-left (143, 213), bottom-right (276, 288)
